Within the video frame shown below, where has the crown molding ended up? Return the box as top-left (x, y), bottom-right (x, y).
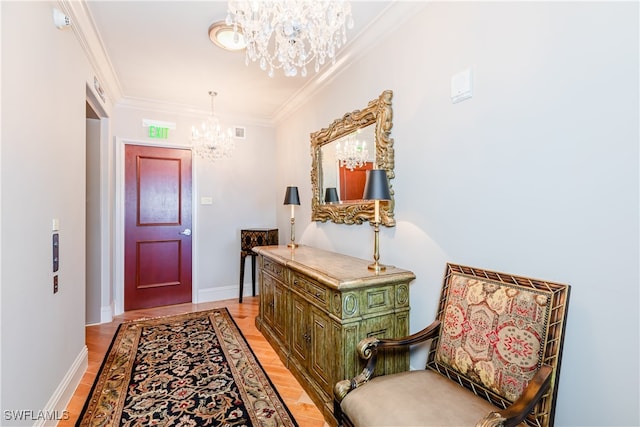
top-left (58, 0), bottom-right (272, 128)
top-left (271, 1), bottom-right (429, 124)
top-left (58, 0), bottom-right (123, 111)
top-left (58, 0), bottom-right (426, 127)
top-left (116, 97), bottom-right (274, 128)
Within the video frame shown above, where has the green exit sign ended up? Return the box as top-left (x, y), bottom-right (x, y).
top-left (149, 126), bottom-right (169, 139)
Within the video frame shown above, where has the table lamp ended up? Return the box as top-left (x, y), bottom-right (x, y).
top-left (283, 186), bottom-right (300, 248)
top-left (363, 170), bottom-right (391, 271)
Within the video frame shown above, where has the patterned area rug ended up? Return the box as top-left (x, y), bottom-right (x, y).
top-left (77, 308), bottom-right (298, 427)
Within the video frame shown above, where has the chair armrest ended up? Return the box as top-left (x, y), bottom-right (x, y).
top-left (334, 320), bottom-right (441, 402)
top-left (476, 364), bottom-right (553, 427)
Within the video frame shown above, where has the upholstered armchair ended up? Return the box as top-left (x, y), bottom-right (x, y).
top-left (334, 263), bottom-right (570, 427)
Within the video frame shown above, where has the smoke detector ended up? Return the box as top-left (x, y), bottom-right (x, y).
top-left (53, 8), bottom-right (71, 30)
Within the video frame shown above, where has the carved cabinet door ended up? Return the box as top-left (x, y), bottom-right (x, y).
top-left (262, 274), bottom-right (275, 326)
top-left (290, 291), bottom-right (335, 397)
top-left (273, 281), bottom-right (288, 344)
top-left (309, 305), bottom-right (333, 395)
top-left (291, 293), bottom-right (308, 364)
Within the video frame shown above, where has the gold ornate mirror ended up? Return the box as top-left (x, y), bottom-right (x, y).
top-left (311, 90), bottom-right (395, 226)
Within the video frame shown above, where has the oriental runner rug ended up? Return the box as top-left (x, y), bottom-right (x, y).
top-left (76, 308), bottom-right (298, 427)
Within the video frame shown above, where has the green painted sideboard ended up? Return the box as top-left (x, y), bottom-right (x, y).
top-left (253, 245), bottom-right (415, 425)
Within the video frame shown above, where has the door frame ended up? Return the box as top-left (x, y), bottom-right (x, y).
top-left (86, 87), bottom-right (112, 324)
top-left (114, 137), bottom-right (199, 315)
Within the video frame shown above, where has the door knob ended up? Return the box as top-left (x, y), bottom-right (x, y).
top-left (179, 228), bottom-right (192, 236)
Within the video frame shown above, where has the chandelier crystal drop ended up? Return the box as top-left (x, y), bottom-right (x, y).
top-left (226, 0), bottom-right (354, 77)
top-left (191, 91), bottom-right (235, 162)
top-left (336, 132), bottom-right (368, 170)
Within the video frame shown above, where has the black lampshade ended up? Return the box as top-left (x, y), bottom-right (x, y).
top-left (363, 169), bottom-right (391, 200)
top-left (324, 187), bottom-right (339, 204)
top-left (283, 186), bottom-right (300, 205)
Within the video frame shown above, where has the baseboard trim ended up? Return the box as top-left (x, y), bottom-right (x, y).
top-left (35, 345), bottom-right (88, 426)
top-left (197, 285), bottom-right (259, 303)
top-left (100, 302), bottom-right (113, 323)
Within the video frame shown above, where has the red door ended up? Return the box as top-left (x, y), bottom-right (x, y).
top-left (124, 145), bottom-right (192, 310)
top-left (339, 162), bottom-right (373, 200)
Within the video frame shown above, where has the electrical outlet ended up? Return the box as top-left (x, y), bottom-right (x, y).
top-left (53, 275), bottom-right (58, 294)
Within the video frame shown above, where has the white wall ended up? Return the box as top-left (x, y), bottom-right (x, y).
top-left (110, 105), bottom-right (278, 306)
top-left (275, 2), bottom-right (639, 426)
top-left (1, 1), bottom-right (277, 418)
top-left (1, 1), bottom-right (99, 423)
top-left (86, 117), bottom-right (101, 324)
top-left (1, 2), bottom-right (637, 426)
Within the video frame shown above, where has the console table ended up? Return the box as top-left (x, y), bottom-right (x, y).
top-left (253, 245), bottom-right (415, 425)
top-left (239, 228), bottom-right (278, 302)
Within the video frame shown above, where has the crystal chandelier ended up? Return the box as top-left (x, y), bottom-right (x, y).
top-left (336, 132), bottom-right (368, 170)
top-left (226, 0), bottom-right (354, 77)
top-left (191, 91), bottom-right (235, 161)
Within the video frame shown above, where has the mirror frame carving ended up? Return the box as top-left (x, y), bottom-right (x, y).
top-left (311, 90), bottom-right (395, 226)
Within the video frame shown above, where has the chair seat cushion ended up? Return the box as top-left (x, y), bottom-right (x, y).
top-left (340, 370), bottom-right (521, 427)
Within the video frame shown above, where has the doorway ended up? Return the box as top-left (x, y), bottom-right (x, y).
top-left (85, 94), bottom-right (110, 325)
top-left (123, 144), bottom-right (193, 310)
top-left (85, 103), bottom-right (101, 324)
top-left (339, 161), bottom-right (373, 200)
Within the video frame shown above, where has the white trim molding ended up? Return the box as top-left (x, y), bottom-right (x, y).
top-left (198, 285), bottom-right (259, 304)
top-left (272, 1), bottom-right (428, 123)
top-left (36, 346), bottom-right (88, 427)
top-left (60, 0), bottom-right (122, 107)
top-left (100, 302), bottom-right (114, 324)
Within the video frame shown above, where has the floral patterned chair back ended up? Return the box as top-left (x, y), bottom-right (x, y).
top-left (426, 263), bottom-right (570, 427)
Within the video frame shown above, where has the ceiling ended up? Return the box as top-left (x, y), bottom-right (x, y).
top-left (83, 1), bottom-right (396, 123)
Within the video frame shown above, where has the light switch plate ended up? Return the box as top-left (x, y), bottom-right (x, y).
top-left (53, 233), bottom-right (59, 272)
top-left (451, 68), bottom-right (473, 103)
top-left (200, 197), bottom-right (213, 205)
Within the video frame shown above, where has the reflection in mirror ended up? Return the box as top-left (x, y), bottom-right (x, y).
top-left (324, 187), bottom-right (339, 204)
top-left (311, 90), bottom-right (395, 226)
top-left (320, 125), bottom-right (376, 202)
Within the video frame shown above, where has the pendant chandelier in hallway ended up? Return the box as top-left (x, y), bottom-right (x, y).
top-left (191, 91), bottom-right (234, 162)
top-left (226, 0), bottom-right (354, 78)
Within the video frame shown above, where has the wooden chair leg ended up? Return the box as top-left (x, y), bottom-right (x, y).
top-left (239, 254), bottom-right (246, 303)
top-left (333, 399), bottom-right (345, 427)
top-left (251, 254), bottom-right (257, 296)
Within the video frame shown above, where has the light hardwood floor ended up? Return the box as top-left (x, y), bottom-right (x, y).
top-left (59, 296), bottom-right (327, 427)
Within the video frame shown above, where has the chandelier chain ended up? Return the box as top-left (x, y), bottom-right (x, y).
top-left (191, 91), bottom-right (235, 162)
